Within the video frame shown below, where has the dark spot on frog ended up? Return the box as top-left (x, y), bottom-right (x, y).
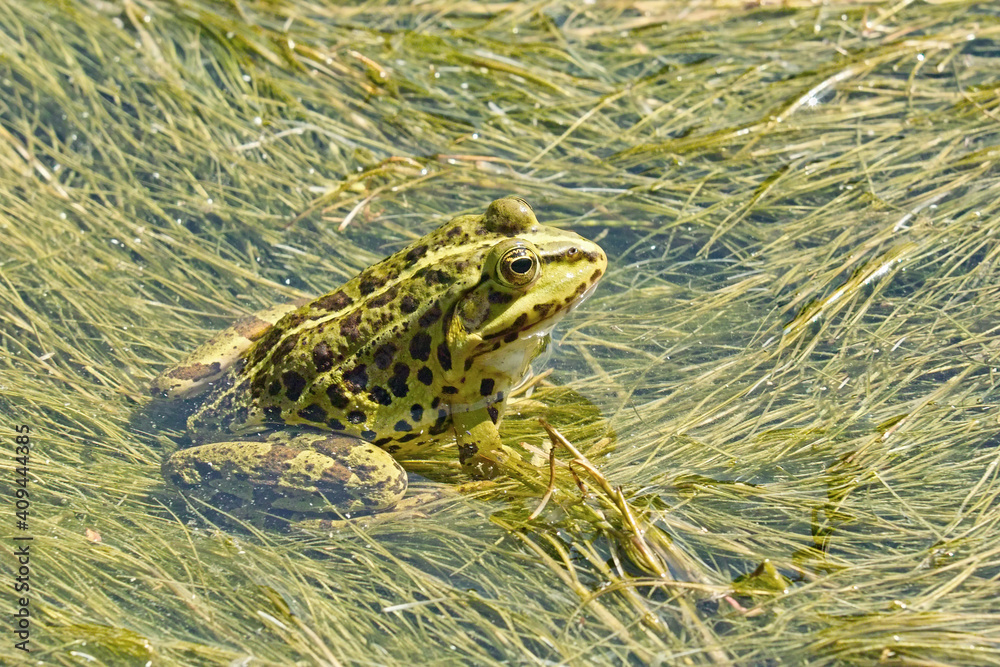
top-left (400, 295), bottom-right (419, 313)
top-left (503, 331), bottom-right (518, 343)
top-left (488, 290), bottom-right (512, 304)
top-left (373, 343), bottom-right (397, 370)
top-left (464, 358), bottom-right (474, 372)
top-left (394, 420), bottom-right (412, 432)
top-left (436, 342), bottom-right (452, 371)
top-left (418, 303), bottom-right (442, 328)
top-left (533, 303), bottom-right (553, 317)
top-left (591, 268), bottom-right (603, 282)
top-left (404, 244), bottom-right (428, 265)
top-left (388, 363), bottom-right (410, 398)
top-left (326, 383), bottom-right (350, 409)
top-left (442, 385), bottom-right (458, 395)
top-left (410, 404), bottom-right (424, 422)
top-left (318, 464), bottom-right (352, 485)
top-left (343, 364), bottom-right (368, 393)
top-left (268, 380), bottom-right (282, 396)
top-left (312, 342), bottom-right (333, 372)
top-left (386, 444), bottom-right (402, 454)
top-left (512, 313), bottom-right (528, 329)
top-left (312, 436), bottom-right (356, 458)
top-left (355, 461), bottom-right (381, 474)
top-left (259, 443), bottom-right (298, 469)
top-left (281, 371), bottom-right (306, 401)
top-left (248, 373), bottom-right (267, 397)
top-left (373, 436), bottom-right (393, 446)
top-left (361, 428), bottom-right (377, 440)
top-left (446, 226), bottom-right (462, 238)
top-left (280, 311), bottom-right (307, 330)
top-left (480, 378), bottom-right (495, 396)
top-left (315, 290), bottom-right (353, 312)
top-left (417, 366), bottom-right (433, 385)
top-left (459, 443), bottom-right (479, 463)
top-left (340, 311), bottom-right (363, 342)
top-left (369, 386), bottom-right (392, 406)
top-left (247, 328), bottom-right (281, 366)
top-left (565, 283), bottom-right (588, 303)
top-left (347, 411), bottom-right (366, 424)
top-left (297, 403), bottom-right (328, 423)
top-left (496, 391), bottom-right (504, 403)
top-left (419, 268), bottom-right (451, 286)
top-left (262, 406), bottom-right (282, 422)
top-left (431, 397), bottom-right (440, 409)
top-left (269, 335), bottom-right (298, 367)
top-left (369, 285), bottom-right (398, 308)
top-left (487, 405), bottom-right (499, 424)
top-left (409, 331), bottom-right (431, 361)
top-left (429, 409), bottom-right (450, 435)
top-left (358, 273), bottom-right (386, 296)
top-left (328, 418), bottom-right (346, 430)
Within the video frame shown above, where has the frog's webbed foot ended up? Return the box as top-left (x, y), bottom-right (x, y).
top-left (163, 431), bottom-right (407, 515)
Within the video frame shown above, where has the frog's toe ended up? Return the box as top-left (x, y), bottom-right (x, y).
top-left (163, 433), bottom-right (407, 515)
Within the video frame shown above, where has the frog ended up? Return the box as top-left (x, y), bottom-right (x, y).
top-left (152, 196), bottom-right (607, 516)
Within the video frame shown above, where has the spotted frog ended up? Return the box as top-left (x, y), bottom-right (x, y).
top-left (153, 197), bottom-right (606, 515)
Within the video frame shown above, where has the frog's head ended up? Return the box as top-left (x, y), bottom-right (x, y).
top-left (448, 196), bottom-right (607, 383)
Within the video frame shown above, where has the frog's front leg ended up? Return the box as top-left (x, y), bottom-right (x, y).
top-left (453, 407), bottom-right (513, 479)
top-left (163, 431), bottom-right (407, 514)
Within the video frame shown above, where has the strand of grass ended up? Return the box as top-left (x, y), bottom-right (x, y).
top-left (571, 538), bottom-right (732, 666)
top-left (502, 526), bottom-right (661, 663)
top-left (537, 421), bottom-right (734, 662)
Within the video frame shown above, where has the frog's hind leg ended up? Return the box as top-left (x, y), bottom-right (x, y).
top-left (151, 299), bottom-right (307, 399)
top-left (163, 431), bottom-right (407, 515)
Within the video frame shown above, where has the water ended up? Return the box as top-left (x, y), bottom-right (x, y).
top-left (2, 1), bottom-right (1000, 664)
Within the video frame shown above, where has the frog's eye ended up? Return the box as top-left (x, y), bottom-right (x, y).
top-left (496, 245), bottom-right (539, 288)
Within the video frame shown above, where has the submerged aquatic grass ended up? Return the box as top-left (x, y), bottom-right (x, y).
top-left (2, 0), bottom-right (1000, 663)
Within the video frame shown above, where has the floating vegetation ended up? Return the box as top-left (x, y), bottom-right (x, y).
top-left (2, 0), bottom-right (1000, 664)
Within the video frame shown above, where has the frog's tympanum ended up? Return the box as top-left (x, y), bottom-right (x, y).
top-left (152, 197), bottom-right (606, 515)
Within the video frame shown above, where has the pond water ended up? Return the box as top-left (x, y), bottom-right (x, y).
top-left (2, 1), bottom-right (999, 664)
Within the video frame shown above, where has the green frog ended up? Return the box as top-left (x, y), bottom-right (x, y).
top-left (152, 196), bottom-right (607, 515)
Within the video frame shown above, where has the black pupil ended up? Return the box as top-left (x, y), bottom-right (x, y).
top-left (510, 257), bottom-right (533, 275)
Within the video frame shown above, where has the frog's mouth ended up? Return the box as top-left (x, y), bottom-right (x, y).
top-left (567, 279), bottom-right (601, 313)
top-left (479, 258), bottom-right (605, 343)
top-left (511, 277), bottom-right (603, 344)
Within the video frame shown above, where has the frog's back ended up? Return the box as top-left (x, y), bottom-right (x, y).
top-left (190, 213), bottom-right (494, 451)
top-left (187, 197), bottom-right (606, 457)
